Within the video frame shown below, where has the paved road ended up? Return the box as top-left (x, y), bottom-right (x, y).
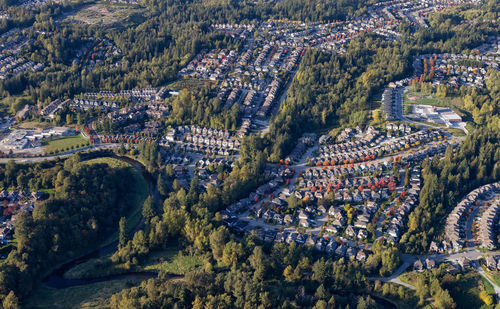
top-left (369, 248), bottom-right (500, 292)
top-left (369, 255), bottom-right (417, 290)
top-left (465, 204), bottom-right (480, 245)
top-left (475, 260), bottom-right (500, 298)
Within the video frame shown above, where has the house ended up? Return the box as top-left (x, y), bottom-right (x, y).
top-left (335, 244), bottom-right (347, 256)
top-left (457, 257), bottom-right (470, 269)
top-left (357, 229), bottom-right (368, 239)
top-left (275, 232), bottom-right (286, 243)
top-left (425, 258), bottom-right (436, 270)
top-left (327, 206), bottom-right (340, 218)
top-left (305, 235), bottom-right (316, 246)
top-left (326, 240), bottom-right (338, 254)
top-left (356, 249), bottom-right (367, 262)
top-left (298, 211), bottom-right (309, 220)
top-left (486, 256), bottom-right (497, 270)
top-left (346, 225), bottom-right (356, 238)
top-left (325, 225), bottom-right (338, 234)
top-left (318, 205), bottom-right (327, 214)
top-left (299, 219), bottom-right (310, 228)
top-left (284, 214), bottom-right (294, 225)
top-left (346, 247), bottom-right (357, 259)
top-left (414, 260), bottom-right (425, 272)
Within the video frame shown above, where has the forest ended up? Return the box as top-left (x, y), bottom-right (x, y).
top-left (0, 155), bottom-right (145, 305)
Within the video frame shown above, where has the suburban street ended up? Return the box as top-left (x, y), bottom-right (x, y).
top-left (370, 248), bottom-right (500, 295)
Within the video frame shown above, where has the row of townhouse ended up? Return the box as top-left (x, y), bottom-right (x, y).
top-left (400, 140), bottom-right (452, 164)
top-left (176, 143), bottom-right (235, 157)
top-left (254, 44), bottom-right (272, 68)
top-left (40, 99), bottom-right (71, 119)
top-left (256, 78), bottom-right (281, 117)
top-left (283, 134), bottom-right (314, 164)
top-left (176, 125), bottom-right (232, 140)
top-left (382, 87), bottom-right (401, 121)
top-left (305, 161), bottom-right (391, 179)
top-left (314, 130), bottom-right (439, 166)
top-left (211, 24), bottom-right (255, 40)
top-left (83, 88), bottom-right (167, 101)
top-left (236, 118), bottom-right (252, 138)
top-left (101, 135), bottom-right (157, 144)
top-left (439, 181), bottom-right (500, 252)
top-left (478, 199), bottom-right (500, 250)
top-left (72, 98), bottom-right (119, 111)
top-left (300, 169), bottom-right (393, 187)
top-left (184, 135), bottom-right (240, 149)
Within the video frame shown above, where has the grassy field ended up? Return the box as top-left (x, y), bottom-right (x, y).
top-left (143, 247), bottom-right (203, 274)
top-left (44, 133), bottom-right (89, 153)
top-left (405, 91), bottom-right (440, 105)
top-left (404, 91), bottom-right (464, 111)
top-left (65, 2), bottom-right (146, 26)
top-left (64, 243), bottom-right (202, 280)
top-left (17, 121), bottom-right (53, 129)
top-left (81, 157), bottom-right (131, 169)
top-left (481, 266), bottom-right (500, 287)
top-left (24, 278), bottom-right (145, 309)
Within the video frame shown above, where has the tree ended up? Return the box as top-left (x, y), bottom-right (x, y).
top-left (142, 195), bottom-right (156, 223)
top-left (2, 291), bottom-right (19, 309)
top-left (157, 174), bottom-right (169, 197)
top-left (286, 195), bottom-right (299, 210)
top-left (248, 246), bottom-right (267, 282)
top-left (119, 217), bottom-right (128, 248)
top-left (209, 226), bottom-right (228, 262)
top-left (479, 290), bottom-right (493, 306)
top-left (283, 265), bottom-right (296, 282)
top-left (312, 258), bottom-right (330, 283)
top-left (315, 284), bottom-right (328, 300)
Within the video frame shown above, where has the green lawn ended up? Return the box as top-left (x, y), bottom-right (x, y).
top-left (64, 243), bottom-right (202, 280)
top-left (404, 90), bottom-right (464, 111)
top-left (44, 133), bottom-right (89, 153)
top-left (24, 278), bottom-right (145, 309)
top-left (81, 157), bottom-right (131, 169)
top-left (481, 266), bottom-right (500, 287)
top-left (143, 248), bottom-right (203, 274)
top-left (17, 121), bottom-right (53, 129)
top-left (66, 2), bottom-right (146, 26)
top-left (405, 91), bottom-right (440, 105)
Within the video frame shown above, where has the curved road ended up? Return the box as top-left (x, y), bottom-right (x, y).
top-left (370, 248), bottom-right (500, 295)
